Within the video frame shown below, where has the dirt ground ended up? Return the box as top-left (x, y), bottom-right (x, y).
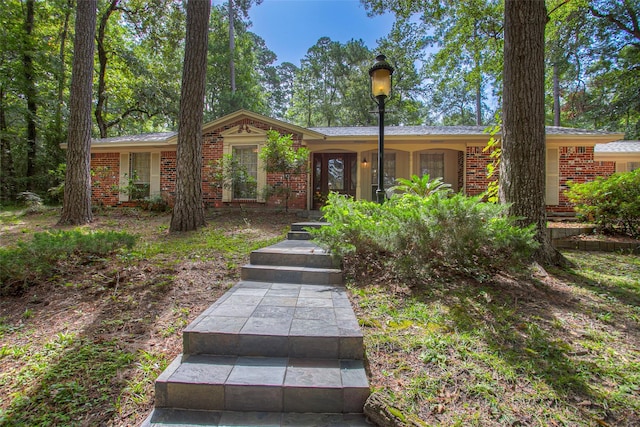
top-left (0, 208), bottom-right (299, 426)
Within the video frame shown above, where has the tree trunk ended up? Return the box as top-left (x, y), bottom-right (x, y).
top-left (22, 0), bottom-right (37, 190)
top-left (229, 0), bottom-right (236, 94)
top-left (553, 62), bottom-right (561, 126)
top-left (475, 83), bottom-right (482, 126)
top-left (501, 0), bottom-right (564, 265)
top-left (170, 0), bottom-right (211, 232)
top-left (55, 0), bottom-right (73, 145)
top-left (0, 87), bottom-right (15, 202)
top-left (95, 0), bottom-right (119, 139)
top-left (58, 0), bottom-right (97, 226)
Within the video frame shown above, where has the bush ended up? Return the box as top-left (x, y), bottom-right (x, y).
top-left (311, 192), bottom-right (537, 282)
top-left (566, 169), bottom-right (640, 238)
top-left (0, 230), bottom-right (137, 295)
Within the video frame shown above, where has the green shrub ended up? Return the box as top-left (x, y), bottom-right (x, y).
top-left (566, 169), bottom-right (640, 238)
top-left (0, 230), bottom-right (137, 295)
top-left (311, 192), bottom-right (537, 281)
top-left (390, 174), bottom-right (452, 197)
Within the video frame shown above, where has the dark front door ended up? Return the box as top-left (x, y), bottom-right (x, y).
top-left (312, 153), bottom-right (357, 210)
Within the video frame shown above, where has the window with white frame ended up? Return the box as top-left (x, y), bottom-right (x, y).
top-left (232, 145), bottom-right (258, 199)
top-left (129, 152), bottom-right (151, 199)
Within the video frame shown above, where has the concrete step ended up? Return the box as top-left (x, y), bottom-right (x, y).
top-left (154, 355), bottom-right (370, 414)
top-left (183, 281), bottom-right (363, 359)
top-left (140, 408), bottom-right (371, 426)
top-left (241, 264), bottom-right (342, 285)
top-left (249, 240), bottom-right (340, 269)
top-left (287, 230), bottom-right (312, 240)
top-left (291, 221), bottom-right (329, 232)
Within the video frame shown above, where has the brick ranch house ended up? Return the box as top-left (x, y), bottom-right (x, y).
top-left (87, 109), bottom-right (634, 213)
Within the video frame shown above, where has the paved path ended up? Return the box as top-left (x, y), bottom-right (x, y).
top-left (141, 225), bottom-right (372, 426)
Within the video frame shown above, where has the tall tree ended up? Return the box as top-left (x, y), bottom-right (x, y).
top-left (501, 0), bottom-right (561, 265)
top-left (204, 4), bottom-right (273, 120)
top-left (287, 37), bottom-right (374, 127)
top-left (227, 0), bottom-right (262, 108)
top-left (362, 0), bottom-right (503, 126)
top-left (22, 0), bottom-right (38, 189)
top-left (170, 0), bottom-right (211, 232)
top-left (58, 0), bottom-right (97, 226)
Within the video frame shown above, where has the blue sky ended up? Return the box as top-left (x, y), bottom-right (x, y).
top-left (245, 0), bottom-right (395, 66)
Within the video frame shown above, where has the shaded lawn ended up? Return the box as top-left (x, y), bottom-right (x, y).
top-left (1, 208), bottom-right (638, 426)
top-left (349, 250), bottom-right (640, 426)
top-left (0, 208), bottom-right (294, 426)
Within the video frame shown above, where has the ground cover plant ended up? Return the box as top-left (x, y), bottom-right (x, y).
top-left (0, 208), bottom-right (294, 426)
top-left (1, 207), bottom-right (638, 426)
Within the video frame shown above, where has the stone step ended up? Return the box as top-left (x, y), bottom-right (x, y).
top-left (249, 240), bottom-right (339, 269)
top-left (154, 355), bottom-right (370, 414)
top-left (140, 408), bottom-right (370, 427)
top-left (290, 221), bottom-right (329, 232)
top-left (241, 264), bottom-right (342, 285)
top-left (183, 281), bottom-right (363, 359)
top-left (286, 230), bottom-right (312, 240)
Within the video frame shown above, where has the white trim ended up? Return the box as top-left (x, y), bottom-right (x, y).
top-left (546, 148), bottom-right (560, 205)
top-left (119, 152), bottom-right (129, 202)
top-left (150, 152), bottom-right (161, 196)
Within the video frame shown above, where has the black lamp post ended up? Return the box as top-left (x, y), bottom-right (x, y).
top-left (368, 54), bottom-right (394, 204)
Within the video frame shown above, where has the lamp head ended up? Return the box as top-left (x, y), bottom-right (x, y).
top-left (368, 54), bottom-right (394, 98)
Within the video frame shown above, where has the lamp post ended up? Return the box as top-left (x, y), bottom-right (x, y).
top-left (368, 54), bottom-right (394, 204)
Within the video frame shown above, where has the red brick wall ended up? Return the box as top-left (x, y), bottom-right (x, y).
top-left (464, 144), bottom-right (616, 212)
top-left (160, 151), bottom-right (177, 206)
top-left (200, 118), bottom-right (308, 210)
top-left (90, 153), bottom-right (120, 206)
top-left (465, 146), bottom-right (493, 197)
top-left (548, 146), bottom-right (615, 213)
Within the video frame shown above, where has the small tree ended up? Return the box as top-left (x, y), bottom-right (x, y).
top-left (209, 154), bottom-right (257, 199)
top-left (390, 174), bottom-right (452, 198)
top-left (259, 130), bottom-right (309, 212)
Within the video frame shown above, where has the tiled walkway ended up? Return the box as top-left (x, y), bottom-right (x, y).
top-left (141, 226), bottom-right (372, 426)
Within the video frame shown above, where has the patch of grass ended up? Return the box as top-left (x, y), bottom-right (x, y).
top-left (351, 250), bottom-right (640, 426)
top-left (0, 333), bottom-right (136, 426)
top-left (0, 210), bottom-right (294, 425)
top-left (0, 229), bottom-right (137, 296)
top-left (133, 221), bottom-right (284, 262)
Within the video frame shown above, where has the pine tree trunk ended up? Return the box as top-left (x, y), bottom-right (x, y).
top-left (170, 0), bottom-right (211, 232)
top-left (501, 0), bottom-right (564, 265)
top-left (95, 0), bottom-right (119, 139)
top-left (229, 0), bottom-right (236, 94)
top-left (22, 0), bottom-right (37, 190)
top-left (0, 87), bottom-right (15, 202)
top-left (553, 63), bottom-right (561, 126)
top-left (58, 0), bottom-right (97, 226)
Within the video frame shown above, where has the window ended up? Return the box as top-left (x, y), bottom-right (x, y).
top-left (371, 153), bottom-right (396, 198)
top-left (129, 152), bottom-right (150, 199)
top-left (232, 146), bottom-right (258, 199)
top-left (628, 162), bottom-right (640, 171)
top-left (420, 153), bottom-right (444, 179)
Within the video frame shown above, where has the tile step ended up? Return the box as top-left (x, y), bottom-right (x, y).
top-left (286, 230), bottom-right (313, 240)
top-left (290, 222), bottom-right (329, 232)
top-left (155, 355), bottom-right (370, 414)
top-left (183, 281), bottom-right (363, 359)
top-left (140, 408), bottom-right (370, 427)
top-left (241, 264), bottom-right (342, 285)
top-left (250, 242), bottom-right (339, 269)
